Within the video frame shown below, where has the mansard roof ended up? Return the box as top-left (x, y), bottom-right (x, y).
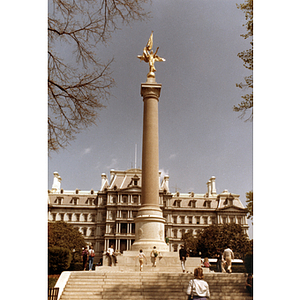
top-left (216, 205), bottom-right (247, 212)
top-left (109, 169), bottom-right (142, 190)
top-left (49, 170), bottom-right (245, 210)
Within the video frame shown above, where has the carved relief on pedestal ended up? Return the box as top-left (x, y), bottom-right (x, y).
top-left (159, 229), bottom-right (163, 240)
top-left (138, 228), bottom-right (144, 239)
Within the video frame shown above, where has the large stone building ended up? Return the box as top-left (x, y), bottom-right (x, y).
top-left (48, 169), bottom-right (249, 258)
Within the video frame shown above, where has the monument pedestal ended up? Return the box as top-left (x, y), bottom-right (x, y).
top-left (131, 206), bottom-right (169, 252)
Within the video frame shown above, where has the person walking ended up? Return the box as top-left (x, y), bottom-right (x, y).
top-left (222, 244), bottom-right (234, 273)
top-left (88, 245), bottom-right (95, 271)
top-left (179, 244), bottom-right (187, 273)
top-left (215, 248), bottom-right (223, 272)
top-left (81, 246), bottom-right (89, 271)
top-left (150, 246), bottom-right (158, 267)
top-left (134, 249), bottom-right (147, 271)
top-left (186, 267), bottom-right (210, 300)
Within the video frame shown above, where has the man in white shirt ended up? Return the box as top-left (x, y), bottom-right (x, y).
top-left (222, 245), bottom-right (234, 273)
top-left (107, 245), bottom-right (117, 266)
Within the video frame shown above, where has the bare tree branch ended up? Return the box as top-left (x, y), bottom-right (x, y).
top-left (48, 0), bottom-right (150, 152)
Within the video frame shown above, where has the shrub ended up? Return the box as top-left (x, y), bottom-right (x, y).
top-left (49, 247), bottom-right (72, 274)
top-left (244, 252), bottom-right (253, 274)
top-left (48, 275), bottom-right (60, 288)
top-left (48, 221), bottom-right (86, 263)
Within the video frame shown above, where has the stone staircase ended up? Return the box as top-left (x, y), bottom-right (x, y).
top-left (58, 271), bottom-right (253, 300)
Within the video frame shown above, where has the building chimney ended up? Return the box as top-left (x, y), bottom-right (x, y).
top-left (51, 172), bottom-right (61, 192)
top-left (161, 175), bottom-right (170, 192)
top-left (207, 180), bottom-right (211, 197)
top-left (210, 176), bottom-right (216, 195)
top-left (100, 173), bottom-right (108, 191)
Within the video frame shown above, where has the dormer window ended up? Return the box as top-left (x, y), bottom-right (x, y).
top-left (86, 198), bottom-right (94, 205)
top-left (203, 200), bottom-right (211, 208)
top-left (55, 197), bottom-right (63, 205)
top-left (174, 200), bottom-right (182, 207)
top-left (224, 194), bottom-right (234, 206)
top-left (189, 200), bottom-right (196, 208)
top-left (71, 197), bottom-right (79, 205)
top-left (128, 175), bottom-right (140, 187)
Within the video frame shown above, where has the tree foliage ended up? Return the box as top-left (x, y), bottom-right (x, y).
top-left (182, 231), bottom-right (201, 257)
top-left (246, 190), bottom-right (253, 223)
top-left (48, 0), bottom-right (150, 152)
top-left (182, 224), bottom-right (252, 259)
top-left (48, 221), bottom-right (86, 259)
top-left (234, 0), bottom-right (253, 120)
top-left (48, 246), bottom-right (72, 274)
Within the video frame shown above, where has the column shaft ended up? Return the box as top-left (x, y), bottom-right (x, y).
top-left (142, 95), bottom-right (159, 206)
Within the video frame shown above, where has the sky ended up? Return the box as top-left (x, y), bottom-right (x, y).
top-left (48, 0), bottom-right (253, 238)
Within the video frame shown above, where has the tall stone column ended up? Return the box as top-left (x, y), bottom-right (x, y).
top-left (131, 77), bottom-right (169, 252)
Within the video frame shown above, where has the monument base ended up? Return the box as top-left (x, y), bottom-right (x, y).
top-left (131, 205), bottom-right (169, 252)
top-left (98, 253), bottom-right (208, 273)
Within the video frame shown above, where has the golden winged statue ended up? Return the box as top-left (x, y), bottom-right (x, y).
top-left (137, 31), bottom-right (165, 78)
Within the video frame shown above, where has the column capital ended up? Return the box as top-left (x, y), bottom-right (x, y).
top-left (141, 82), bottom-right (162, 99)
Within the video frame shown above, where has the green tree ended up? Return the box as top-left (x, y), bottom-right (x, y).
top-left (234, 0), bottom-right (253, 120)
top-left (48, 247), bottom-right (72, 274)
top-left (48, 0), bottom-right (150, 152)
top-left (245, 190), bottom-right (253, 223)
top-left (48, 221), bottom-right (86, 262)
top-left (183, 224), bottom-right (252, 259)
top-left (182, 231), bottom-right (201, 257)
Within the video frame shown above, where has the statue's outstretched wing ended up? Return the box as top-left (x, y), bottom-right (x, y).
top-left (137, 47), bottom-right (149, 62)
top-left (146, 31), bottom-right (153, 51)
top-left (154, 55), bottom-right (166, 62)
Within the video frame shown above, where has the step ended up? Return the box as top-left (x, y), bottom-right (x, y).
top-left (58, 271), bottom-right (251, 300)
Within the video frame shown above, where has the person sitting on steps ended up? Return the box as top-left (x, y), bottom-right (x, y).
top-left (106, 245), bottom-right (118, 266)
